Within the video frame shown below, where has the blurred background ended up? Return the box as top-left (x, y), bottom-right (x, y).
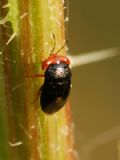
top-left (68, 0), bottom-right (120, 160)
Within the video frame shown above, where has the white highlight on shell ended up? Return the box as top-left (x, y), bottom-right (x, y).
top-left (56, 67), bottom-right (63, 76)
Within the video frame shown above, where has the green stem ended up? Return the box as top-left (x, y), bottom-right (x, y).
top-left (0, 0), bottom-right (75, 160)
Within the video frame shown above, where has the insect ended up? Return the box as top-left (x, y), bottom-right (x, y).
top-left (28, 35), bottom-right (72, 114)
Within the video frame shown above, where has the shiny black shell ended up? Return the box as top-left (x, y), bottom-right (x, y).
top-left (40, 62), bottom-right (71, 114)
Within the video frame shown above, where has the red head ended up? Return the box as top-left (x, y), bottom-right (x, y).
top-left (42, 34), bottom-right (70, 70)
top-left (42, 54), bottom-right (70, 70)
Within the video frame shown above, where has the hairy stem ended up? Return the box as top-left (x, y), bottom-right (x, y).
top-left (0, 0), bottom-right (75, 160)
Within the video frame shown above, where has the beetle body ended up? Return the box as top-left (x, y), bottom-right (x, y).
top-left (41, 62), bottom-right (71, 114)
top-left (26, 36), bottom-right (72, 114)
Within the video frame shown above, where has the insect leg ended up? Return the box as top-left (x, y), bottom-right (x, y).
top-left (25, 74), bottom-right (44, 78)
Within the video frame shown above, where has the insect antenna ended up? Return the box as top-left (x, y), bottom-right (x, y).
top-left (56, 40), bottom-right (68, 54)
top-left (50, 34), bottom-right (68, 55)
top-left (50, 34), bottom-right (56, 55)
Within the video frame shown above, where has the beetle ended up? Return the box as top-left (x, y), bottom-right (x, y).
top-left (27, 35), bottom-right (72, 114)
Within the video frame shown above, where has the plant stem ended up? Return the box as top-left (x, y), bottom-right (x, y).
top-left (0, 0), bottom-right (75, 160)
